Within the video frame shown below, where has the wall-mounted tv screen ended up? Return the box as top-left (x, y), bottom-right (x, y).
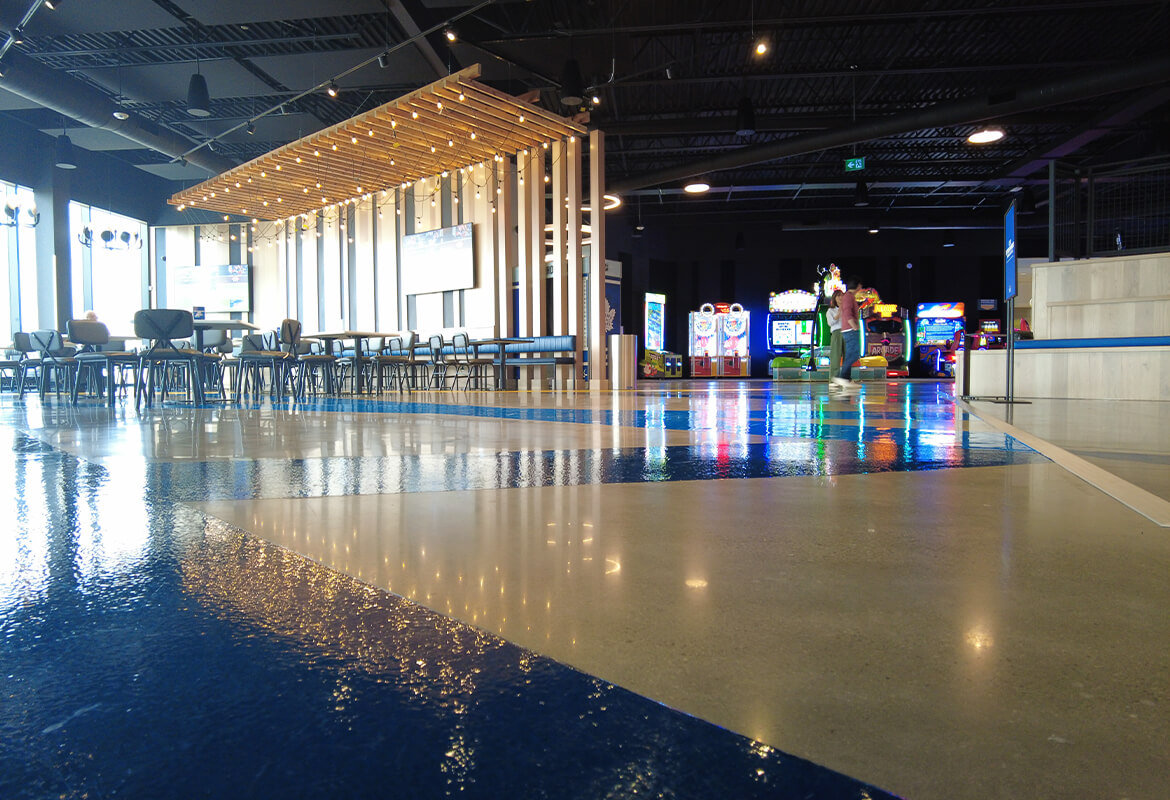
top-left (401, 222), bottom-right (475, 295)
top-left (170, 263), bottom-right (251, 312)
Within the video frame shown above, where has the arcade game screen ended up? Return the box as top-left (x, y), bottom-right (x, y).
top-left (771, 318), bottom-right (814, 346)
top-left (915, 302), bottom-right (966, 345)
top-left (645, 293), bottom-right (666, 351)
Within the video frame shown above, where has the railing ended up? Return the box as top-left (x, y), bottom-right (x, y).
top-left (1049, 155), bottom-right (1170, 259)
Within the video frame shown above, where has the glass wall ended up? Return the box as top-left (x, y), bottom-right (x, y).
top-left (69, 201), bottom-right (148, 332)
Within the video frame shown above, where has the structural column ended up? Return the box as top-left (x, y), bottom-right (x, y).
top-left (494, 159), bottom-right (515, 339)
top-left (566, 135), bottom-right (584, 385)
top-left (587, 130), bottom-right (607, 390)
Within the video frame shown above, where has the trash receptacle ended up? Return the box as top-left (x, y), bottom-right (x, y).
top-left (608, 334), bottom-right (637, 390)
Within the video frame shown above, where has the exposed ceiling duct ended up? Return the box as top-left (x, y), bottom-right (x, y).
top-left (609, 55), bottom-right (1170, 194)
top-left (0, 49), bottom-right (236, 175)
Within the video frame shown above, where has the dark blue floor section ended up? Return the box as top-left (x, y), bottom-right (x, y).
top-left (1, 425), bottom-right (901, 797)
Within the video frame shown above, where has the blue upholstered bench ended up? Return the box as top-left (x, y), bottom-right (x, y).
top-left (1015, 336), bottom-right (1170, 349)
top-left (502, 335), bottom-right (577, 367)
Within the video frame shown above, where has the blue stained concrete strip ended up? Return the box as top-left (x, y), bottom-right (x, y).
top-left (137, 436), bottom-right (1042, 504)
top-left (0, 426), bottom-right (901, 799)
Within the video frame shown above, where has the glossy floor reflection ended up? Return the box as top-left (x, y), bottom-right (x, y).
top-left (3, 381), bottom-right (1168, 800)
top-left (969, 396), bottom-right (1170, 503)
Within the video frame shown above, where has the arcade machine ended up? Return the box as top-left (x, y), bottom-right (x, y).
top-left (914, 302), bottom-right (966, 377)
top-left (640, 292), bottom-right (683, 378)
top-left (767, 289), bottom-right (825, 372)
top-left (689, 302), bottom-right (751, 377)
top-left (974, 318), bottom-right (1007, 350)
top-left (717, 303), bottom-right (750, 376)
top-left (864, 299), bottom-right (913, 377)
top-left (688, 303), bottom-right (719, 376)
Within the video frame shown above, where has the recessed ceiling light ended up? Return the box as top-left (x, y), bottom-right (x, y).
top-left (967, 127), bottom-right (1005, 144)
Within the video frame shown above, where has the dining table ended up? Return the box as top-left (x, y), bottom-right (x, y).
top-left (192, 320), bottom-right (261, 351)
top-left (305, 330), bottom-right (398, 393)
top-left (471, 337), bottom-right (535, 390)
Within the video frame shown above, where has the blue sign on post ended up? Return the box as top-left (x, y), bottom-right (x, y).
top-left (1004, 202), bottom-right (1017, 301)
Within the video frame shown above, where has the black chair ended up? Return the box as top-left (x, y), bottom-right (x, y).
top-left (372, 333), bottom-right (417, 392)
top-left (133, 309), bottom-right (212, 408)
top-left (67, 319), bottom-right (140, 406)
top-left (280, 319), bottom-right (337, 397)
top-left (451, 332), bottom-right (495, 389)
top-left (8, 333), bottom-right (41, 396)
top-left (426, 334), bottom-right (451, 389)
top-left (29, 330), bottom-right (76, 399)
top-left (236, 330), bottom-right (294, 398)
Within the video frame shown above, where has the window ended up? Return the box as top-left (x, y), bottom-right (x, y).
top-left (69, 201), bottom-right (148, 331)
top-left (1, 181), bottom-right (39, 336)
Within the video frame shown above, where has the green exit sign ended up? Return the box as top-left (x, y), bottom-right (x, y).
top-left (845, 157), bottom-right (866, 172)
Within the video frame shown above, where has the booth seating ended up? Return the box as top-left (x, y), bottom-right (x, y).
top-left (503, 335), bottom-right (577, 388)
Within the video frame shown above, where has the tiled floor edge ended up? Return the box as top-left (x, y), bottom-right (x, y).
top-left (959, 399), bottom-right (1170, 528)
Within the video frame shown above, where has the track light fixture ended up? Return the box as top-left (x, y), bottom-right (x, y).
top-left (853, 181), bottom-right (870, 207)
top-left (444, 27), bottom-right (457, 42)
top-left (377, 52), bottom-right (389, 69)
top-left (44, 0), bottom-right (63, 9)
top-left (246, 121), bottom-right (256, 135)
top-left (327, 80), bottom-right (339, 98)
top-left (684, 178), bottom-right (711, 194)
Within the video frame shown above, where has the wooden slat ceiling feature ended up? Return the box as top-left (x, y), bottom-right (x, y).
top-left (169, 64), bottom-right (587, 221)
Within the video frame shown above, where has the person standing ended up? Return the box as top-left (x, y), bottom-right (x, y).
top-left (833, 281), bottom-right (863, 389)
top-left (826, 291), bottom-right (843, 378)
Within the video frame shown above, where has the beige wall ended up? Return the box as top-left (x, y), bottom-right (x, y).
top-left (1032, 252), bottom-right (1170, 339)
top-left (961, 250), bottom-right (1170, 401)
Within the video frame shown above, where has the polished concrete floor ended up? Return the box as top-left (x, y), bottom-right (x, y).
top-left (3, 380), bottom-right (1168, 799)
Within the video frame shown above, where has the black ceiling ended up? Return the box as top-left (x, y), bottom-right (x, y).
top-left (1, 0), bottom-right (1168, 229)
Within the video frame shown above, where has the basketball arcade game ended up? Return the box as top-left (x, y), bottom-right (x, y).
top-left (689, 302), bottom-right (750, 377)
top-left (915, 302), bottom-right (966, 377)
